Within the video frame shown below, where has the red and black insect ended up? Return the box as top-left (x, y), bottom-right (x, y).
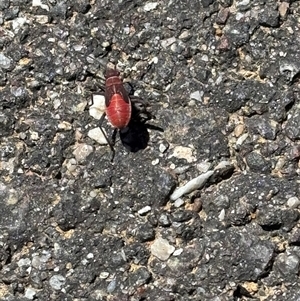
top-left (94, 67), bottom-right (157, 161)
top-left (95, 68), bottom-right (132, 161)
top-left (103, 68), bottom-right (132, 130)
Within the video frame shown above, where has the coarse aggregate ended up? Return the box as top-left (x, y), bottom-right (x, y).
top-left (1, 0), bottom-right (300, 300)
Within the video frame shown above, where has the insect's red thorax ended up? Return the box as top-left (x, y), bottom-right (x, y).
top-left (105, 76), bottom-right (122, 88)
top-left (106, 94), bottom-right (131, 129)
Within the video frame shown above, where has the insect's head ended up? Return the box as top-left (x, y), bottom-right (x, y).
top-left (105, 68), bottom-right (120, 78)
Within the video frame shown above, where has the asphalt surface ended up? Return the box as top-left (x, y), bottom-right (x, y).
top-left (1, 0), bottom-right (300, 300)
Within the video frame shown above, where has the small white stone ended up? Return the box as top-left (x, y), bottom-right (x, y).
top-left (179, 30), bottom-right (190, 40)
top-left (90, 94), bottom-right (106, 120)
top-left (53, 98), bottom-right (61, 109)
top-left (169, 163), bottom-right (176, 169)
top-left (75, 101), bottom-right (87, 112)
top-left (73, 44), bottom-right (84, 52)
top-left (215, 161), bottom-right (232, 170)
top-left (236, 0), bottom-right (250, 7)
top-left (151, 238), bottom-right (175, 261)
top-left (17, 258), bottom-right (31, 267)
top-left (170, 170), bottom-right (214, 201)
top-left (102, 41), bottom-right (110, 48)
top-left (107, 279), bottom-right (117, 293)
top-left (159, 143), bottom-right (168, 153)
top-left (65, 158), bottom-right (77, 172)
top-left (161, 37), bottom-right (177, 49)
top-left (144, 2), bottom-right (158, 11)
top-left (171, 146), bottom-right (196, 163)
top-left (151, 158), bottom-right (159, 165)
top-left (30, 131), bottom-right (39, 140)
top-left (32, 0), bottom-right (49, 10)
top-left (138, 206), bottom-right (151, 215)
top-left (0, 53), bottom-right (12, 69)
top-left (87, 253), bottom-right (94, 259)
top-left (81, 258), bottom-right (88, 265)
top-left (89, 190), bottom-right (97, 197)
top-left (58, 121), bottom-right (72, 130)
top-left (196, 161), bottom-right (211, 173)
top-left (123, 26), bottom-right (130, 35)
top-left (236, 12), bottom-right (245, 21)
top-left (35, 15), bottom-right (49, 24)
top-left (25, 287), bottom-right (36, 300)
top-left (287, 197), bottom-right (300, 208)
top-left (188, 99), bottom-right (196, 106)
top-left (73, 144), bottom-right (93, 162)
top-left (150, 56), bottom-right (158, 64)
top-left (32, 0), bottom-right (49, 11)
top-left (88, 127), bottom-right (108, 145)
top-left (218, 208), bottom-right (226, 221)
top-left (12, 17), bottom-right (27, 30)
top-left (173, 248), bottom-right (183, 256)
top-left (236, 133), bottom-right (249, 146)
top-left (173, 165), bottom-right (190, 174)
top-left (100, 272), bottom-right (109, 279)
top-left (174, 198), bottom-right (184, 208)
top-left (49, 275), bottom-right (66, 290)
top-left (190, 90), bottom-right (202, 102)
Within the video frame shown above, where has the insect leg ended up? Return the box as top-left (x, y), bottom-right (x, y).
top-left (99, 112), bottom-right (115, 161)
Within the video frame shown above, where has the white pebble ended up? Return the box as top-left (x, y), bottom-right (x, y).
top-left (32, 0), bottom-right (49, 10)
top-left (190, 90), bottom-right (202, 101)
top-left (88, 127), bottom-right (108, 145)
top-left (150, 56), bottom-right (158, 64)
top-left (151, 237), bottom-right (175, 261)
top-left (236, 0), bottom-right (250, 8)
top-left (30, 131), bottom-right (39, 140)
top-left (49, 275), bottom-right (66, 290)
top-left (0, 53), bottom-right (12, 69)
top-left (12, 17), bottom-right (27, 31)
top-left (173, 165), bottom-right (190, 174)
top-left (161, 37), bottom-right (177, 49)
top-left (107, 279), bottom-right (117, 293)
top-left (218, 208), bottom-right (226, 221)
top-left (159, 143), bottom-right (168, 153)
top-left (287, 197), bottom-right (300, 208)
top-left (170, 170), bottom-right (214, 201)
top-left (169, 163), bottom-right (176, 169)
top-left (215, 161), bottom-right (232, 170)
top-left (90, 94), bottom-right (106, 120)
top-left (144, 2), bottom-right (158, 11)
top-left (75, 101), bottom-right (87, 113)
top-left (58, 121), bottom-right (72, 130)
top-left (236, 133), bottom-right (248, 146)
top-left (196, 161), bottom-right (211, 173)
top-left (73, 144), bottom-right (93, 162)
top-left (173, 248), bottom-right (183, 256)
top-left (174, 198), bottom-right (184, 208)
top-left (171, 146), bottom-right (195, 163)
top-left (35, 15), bottom-right (49, 24)
top-left (17, 258), bottom-right (31, 267)
top-left (65, 158), bottom-right (77, 172)
top-left (100, 272), bottom-right (109, 279)
top-left (24, 287), bottom-right (36, 300)
top-left (53, 98), bottom-right (61, 109)
top-left (138, 206), bottom-right (152, 215)
top-left (151, 158), bottom-right (159, 165)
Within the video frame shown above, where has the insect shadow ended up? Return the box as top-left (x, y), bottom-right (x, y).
top-left (118, 102), bottom-right (164, 153)
top-left (94, 67), bottom-right (163, 161)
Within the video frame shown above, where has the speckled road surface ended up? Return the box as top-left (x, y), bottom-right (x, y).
top-left (1, 0), bottom-right (300, 300)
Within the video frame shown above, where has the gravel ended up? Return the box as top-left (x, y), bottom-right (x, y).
top-left (1, 0), bottom-right (300, 300)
